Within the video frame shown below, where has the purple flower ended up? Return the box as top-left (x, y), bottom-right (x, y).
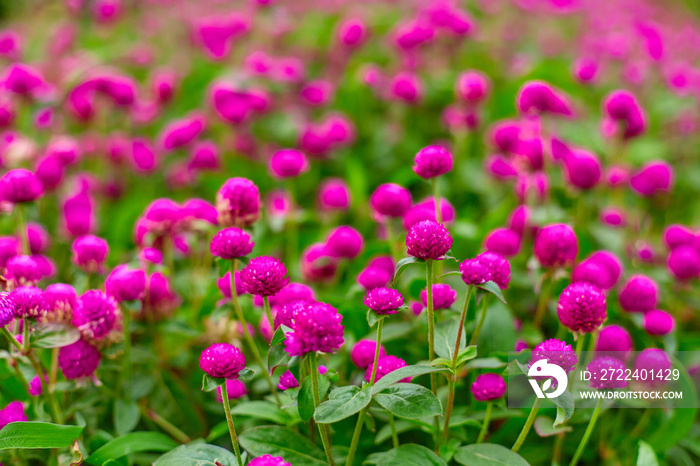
top-left (370, 183), bottom-right (412, 218)
top-left (390, 72), bottom-right (422, 104)
top-left (249, 456), bottom-right (291, 466)
top-left (364, 287), bottom-right (404, 315)
top-left (269, 149), bottom-right (309, 179)
top-left (557, 282), bottom-right (607, 334)
top-left (338, 18), bottom-right (367, 48)
top-left (160, 113), bottom-right (206, 151)
top-left (516, 81), bottom-right (572, 116)
top-left (406, 220), bottom-right (452, 260)
top-left (603, 90), bottom-right (645, 139)
top-left (273, 300), bottom-right (310, 331)
top-left (216, 379), bottom-right (247, 403)
top-left (351, 339), bottom-right (386, 369)
top-left (0, 236), bottom-right (19, 268)
top-left (105, 266), bottom-right (147, 302)
top-left (240, 256), bottom-right (289, 297)
top-left (325, 226), bottom-right (364, 259)
top-left (572, 251), bottom-right (623, 290)
top-left (26, 223), bottom-right (49, 254)
top-left (216, 178), bottom-right (261, 228)
top-left (633, 349), bottom-right (671, 388)
top-left (420, 284), bottom-right (457, 310)
top-left (59, 338), bottom-right (101, 379)
top-left (10, 286), bottom-right (45, 319)
top-left (217, 271), bottom-right (246, 300)
top-left (564, 150), bottom-right (602, 190)
top-left (365, 355), bottom-right (409, 383)
top-left (72, 290), bottom-right (118, 341)
top-left (29, 375), bottom-right (47, 397)
top-left (3, 63), bottom-right (45, 97)
top-left (471, 373), bottom-right (507, 401)
top-left (301, 243), bottom-right (338, 283)
top-left (403, 198), bottom-right (456, 229)
top-left (587, 356), bottom-right (628, 390)
top-left (284, 302), bottom-right (344, 357)
top-left (663, 224), bottom-right (696, 250)
top-left (0, 401), bottom-right (27, 430)
top-left (460, 259), bottom-right (490, 285)
top-left (484, 228), bottom-right (521, 258)
top-left (619, 275), bottom-right (658, 313)
top-left (187, 141), bottom-right (220, 172)
top-left (318, 178), bottom-right (351, 211)
top-left (413, 145), bottom-right (453, 179)
top-left (532, 338), bottom-right (578, 373)
top-left (0, 292), bottom-right (15, 327)
top-left (630, 161), bottom-right (674, 197)
top-left (534, 223), bottom-right (578, 268)
top-left (72, 235), bottom-right (109, 273)
top-left (6, 255), bottom-right (42, 287)
top-left (277, 370), bottom-right (299, 391)
top-left (357, 267), bottom-right (392, 291)
top-left (595, 325), bottom-right (633, 358)
top-left (43, 284), bottom-right (77, 322)
top-left (644, 310), bottom-right (675, 336)
top-left (210, 228), bottom-right (254, 260)
top-left (199, 343), bottom-right (246, 379)
top-left (0, 169), bottom-right (44, 203)
top-left (145, 272), bottom-right (181, 319)
top-left (456, 71), bottom-right (490, 105)
top-left (667, 246), bottom-right (700, 281)
top-left (475, 252), bottom-right (511, 289)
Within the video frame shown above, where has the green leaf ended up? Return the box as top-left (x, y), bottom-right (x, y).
top-left (636, 440), bottom-right (659, 466)
top-left (201, 374), bottom-right (225, 392)
top-left (238, 368), bottom-right (254, 381)
top-left (476, 281), bottom-right (507, 304)
top-left (374, 383), bottom-right (442, 419)
top-left (454, 444), bottom-right (530, 466)
top-left (366, 444), bottom-right (447, 465)
top-left (114, 400), bottom-right (140, 435)
top-left (367, 310), bottom-right (386, 328)
top-left (0, 422), bottom-right (84, 450)
top-left (314, 385), bottom-right (372, 424)
top-left (231, 401), bottom-right (287, 425)
top-left (270, 327), bottom-right (286, 346)
top-left (533, 415), bottom-right (572, 437)
top-left (438, 271), bottom-right (462, 279)
top-left (154, 443), bottom-right (239, 466)
top-left (84, 432), bottom-right (177, 465)
top-left (551, 391), bottom-right (574, 427)
top-left (455, 346), bottom-right (478, 367)
top-left (238, 426), bottom-right (326, 465)
top-left (464, 358), bottom-right (507, 370)
top-left (392, 257), bottom-right (423, 285)
top-left (298, 377), bottom-right (315, 422)
top-left (434, 318), bottom-right (465, 360)
top-left (372, 365), bottom-right (446, 395)
top-left (30, 323), bottom-right (81, 349)
top-left (267, 343), bottom-right (290, 375)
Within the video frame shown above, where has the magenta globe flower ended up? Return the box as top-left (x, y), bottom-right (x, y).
top-left (633, 348), bottom-right (671, 388)
top-left (595, 325), bottom-right (633, 358)
top-left (216, 379), bottom-right (247, 403)
top-left (630, 161), bottom-right (674, 197)
top-left (59, 338), bottom-right (101, 379)
top-left (557, 282), bottom-right (606, 334)
top-left (338, 18), bottom-right (367, 48)
top-left (667, 246), bottom-right (700, 281)
top-left (588, 356), bottom-right (628, 389)
top-left (145, 272), bottom-right (181, 318)
top-left (420, 284), bottom-right (457, 310)
top-left (29, 375), bottom-right (46, 397)
top-left (284, 302), bottom-right (344, 356)
top-left (471, 373), bottom-right (507, 401)
top-left (72, 235), bottom-right (109, 273)
top-left (105, 266), bottom-right (147, 302)
top-left (277, 370), bottom-right (299, 391)
top-left (475, 252), bottom-right (511, 290)
top-left (370, 183), bottom-right (412, 218)
top-left (199, 343), bottom-right (247, 379)
top-left (364, 287), bottom-right (404, 315)
top-left (516, 80), bottom-right (572, 116)
top-left (210, 228), bottom-right (254, 260)
top-left (269, 149), bottom-right (309, 179)
top-left (534, 223), bottom-right (578, 268)
top-left (325, 226), bottom-right (364, 259)
top-left (365, 355), bottom-right (409, 383)
top-left (249, 455), bottom-right (291, 466)
top-left (357, 267), bottom-right (392, 291)
top-left (460, 258), bottom-right (490, 285)
top-left (0, 401), bottom-right (27, 429)
top-left (406, 220), bottom-right (452, 260)
top-left (456, 71), bottom-right (490, 105)
top-left (413, 145), bottom-right (453, 179)
top-left (301, 243), bottom-right (338, 283)
top-left (663, 224), bottom-right (696, 250)
top-left (351, 339), bottom-right (386, 369)
top-left (564, 150), bottom-right (602, 190)
top-left (0, 169), bottom-right (44, 203)
top-left (72, 290), bottom-right (118, 341)
top-left (240, 256), bottom-right (289, 297)
top-left (6, 255), bottom-right (42, 287)
top-left (216, 177), bottom-right (261, 228)
top-left (318, 178), bottom-right (351, 211)
top-left (10, 286), bottom-right (45, 319)
top-left (0, 292), bottom-right (15, 327)
top-left (43, 283), bottom-right (77, 322)
top-left (643, 310), bottom-right (675, 336)
top-left (531, 338), bottom-right (578, 373)
top-left (619, 275), bottom-right (658, 313)
top-left (484, 228), bottom-right (521, 257)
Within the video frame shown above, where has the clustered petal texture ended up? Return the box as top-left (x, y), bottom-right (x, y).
top-left (532, 338), bottom-right (578, 373)
top-left (406, 220), bottom-right (452, 260)
top-left (210, 227), bottom-right (254, 259)
top-left (351, 339), bottom-right (386, 369)
top-left (43, 283), bottom-right (77, 322)
top-left (59, 338), bottom-right (101, 379)
top-left (216, 177), bottom-right (261, 227)
top-left (364, 287), bottom-right (404, 315)
top-left (587, 356), bottom-right (629, 390)
top-left (72, 290), bottom-right (119, 340)
top-left (0, 401), bottom-right (27, 430)
top-left (249, 456), bottom-right (291, 466)
top-left (0, 169), bottom-right (44, 203)
top-left (199, 343), bottom-right (247, 379)
top-left (0, 292), bottom-right (15, 327)
top-left (420, 284), bottom-right (457, 310)
top-left (534, 223), bottom-right (578, 267)
top-left (6, 255), bottom-right (42, 286)
top-left (284, 302), bottom-right (344, 356)
top-left (365, 355), bottom-right (409, 383)
top-left (11, 286), bottom-right (45, 319)
top-left (277, 370), bottom-right (299, 391)
top-left (557, 282), bottom-right (606, 333)
top-left (459, 251), bottom-right (511, 289)
top-left (471, 373), bottom-right (507, 401)
top-left (240, 256), bottom-right (289, 297)
top-left (413, 145), bottom-right (453, 179)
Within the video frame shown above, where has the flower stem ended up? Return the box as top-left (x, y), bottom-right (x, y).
top-left (122, 302), bottom-right (133, 399)
top-left (145, 407), bottom-right (191, 443)
top-left (22, 319), bottom-right (30, 354)
top-left (369, 319), bottom-right (384, 385)
top-left (469, 295), bottom-right (489, 346)
top-left (534, 273), bottom-right (552, 329)
top-left (425, 259), bottom-right (441, 445)
top-left (263, 296), bottom-right (274, 330)
top-left (27, 350), bottom-right (63, 424)
top-left (309, 352), bottom-right (335, 466)
top-left (384, 221), bottom-right (401, 262)
top-left (476, 402), bottom-right (493, 443)
top-left (15, 204), bottom-right (29, 255)
top-left (431, 179), bottom-right (442, 224)
top-left (229, 260), bottom-right (280, 403)
top-left (389, 413), bottom-right (398, 448)
top-left (1, 327), bottom-right (23, 352)
top-left (221, 381), bottom-right (244, 466)
top-left (569, 399), bottom-right (604, 466)
top-left (512, 397), bottom-right (541, 452)
top-left (345, 408), bottom-right (366, 466)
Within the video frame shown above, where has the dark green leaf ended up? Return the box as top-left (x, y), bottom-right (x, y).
top-left (372, 365), bottom-right (446, 395)
top-left (533, 416), bottom-right (572, 437)
top-left (366, 444), bottom-right (447, 465)
top-left (114, 400), bottom-right (140, 435)
top-left (270, 327), bottom-right (286, 346)
top-left (298, 377), bottom-right (315, 422)
top-left (231, 401), bottom-right (287, 424)
top-left (455, 346), bottom-right (478, 367)
top-left (84, 432), bottom-right (177, 465)
top-left (454, 444), bottom-right (530, 466)
top-left (239, 426), bottom-right (326, 465)
top-left (314, 385), bottom-right (372, 424)
top-left (374, 383), bottom-right (442, 419)
top-left (30, 323), bottom-right (81, 349)
top-left (154, 443), bottom-right (238, 466)
top-left (434, 318), bottom-right (465, 361)
top-left (476, 281), bottom-right (507, 304)
top-left (268, 343), bottom-right (290, 375)
top-left (551, 391), bottom-right (574, 427)
top-left (392, 257), bottom-right (423, 285)
top-left (0, 422), bottom-right (84, 450)
top-left (201, 374), bottom-right (225, 392)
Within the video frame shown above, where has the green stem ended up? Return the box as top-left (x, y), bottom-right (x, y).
top-left (345, 408), bottom-right (366, 466)
top-left (425, 259), bottom-right (440, 445)
top-left (16, 204), bottom-right (29, 255)
top-left (476, 402), bottom-right (492, 443)
top-left (569, 399), bottom-right (604, 466)
top-left (145, 407), bottom-right (191, 443)
top-left (2, 327), bottom-right (23, 352)
top-left (309, 352), bottom-right (335, 466)
top-left (229, 260), bottom-right (280, 403)
top-left (512, 398), bottom-right (541, 452)
top-left (221, 381), bottom-right (244, 466)
top-left (27, 351), bottom-right (63, 424)
top-left (431, 179), bottom-right (442, 224)
top-left (369, 319), bottom-right (384, 385)
top-left (533, 273), bottom-right (552, 329)
top-left (388, 413), bottom-right (399, 448)
top-left (122, 303), bottom-right (132, 399)
top-left (22, 319), bottom-right (30, 354)
top-left (263, 296), bottom-right (274, 330)
top-left (469, 295), bottom-right (489, 346)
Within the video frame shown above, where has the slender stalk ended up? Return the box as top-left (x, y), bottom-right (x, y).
top-left (476, 402), bottom-right (493, 443)
top-left (469, 295), bottom-right (489, 346)
top-left (569, 399), bottom-right (604, 466)
top-left (221, 381), bottom-right (244, 466)
top-left (309, 352), bottom-right (335, 466)
top-left (22, 319), bottom-right (30, 354)
top-left (229, 260), bottom-right (279, 403)
top-left (26, 351), bottom-right (63, 424)
top-left (346, 408), bottom-right (366, 466)
top-left (122, 303), bottom-right (133, 399)
top-left (451, 286), bottom-right (473, 368)
top-left (533, 273), bottom-right (552, 329)
top-left (262, 296), bottom-right (274, 330)
top-left (16, 204), bottom-right (29, 255)
top-left (425, 259), bottom-right (440, 445)
top-left (388, 413), bottom-right (399, 448)
top-left (431, 179), bottom-right (442, 224)
top-left (512, 398), bottom-right (541, 452)
top-left (146, 408), bottom-right (191, 443)
top-left (443, 378), bottom-right (456, 443)
top-left (2, 327), bottom-right (23, 352)
top-left (369, 319), bottom-right (384, 385)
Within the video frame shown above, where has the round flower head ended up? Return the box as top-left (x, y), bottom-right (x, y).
top-left (420, 284), bottom-right (457, 310)
top-left (72, 235), bottom-right (109, 273)
top-left (0, 401), bottom-right (27, 429)
top-left (564, 150), bottom-right (602, 190)
top-left (364, 287), bottom-right (404, 315)
top-left (667, 246), bottom-right (700, 281)
top-left (145, 272), bottom-right (181, 319)
top-left (663, 224), bottom-right (696, 250)
top-left (460, 258), bottom-right (490, 285)
top-left (273, 300), bottom-right (309, 330)
top-left (26, 223), bottom-right (50, 254)
top-left (484, 228), bottom-right (521, 258)
top-left (240, 256), bottom-right (289, 297)
top-left (140, 247), bottom-right (163, 265)
top-left (619, 275), bottom-right (658, 313)
top-left (0, 292), bottom-right (15, 327)
top-left (72, 290), bottom-right (118, 341)
top-left (456, 71), bottom-right (490, 105)
top-left (325, 226), bottom-right (363, 259)
top-left (390, 71), bottom-right (422, 103)
top-left (571, 260), bottom-right (609, 290)
top-left (284, 302), bottom-right (344, 357)
top-left (0, 169), bottom-right (44, 203)
top-left (413, 145), bottom-right (453, 179)
top-left (365, 355), bottom-right (409, 383)
top-left (301, 243), bottom-right (338, 283)
top-left (406, 220), bottom-right (452, 260)
top-left (595, 325), bottom-right (633, 358)
top-left (370, 183), bottom-right (412, 218)
top-left (0, 236), bottom-right (19, 268)
top-left (516, 81), bottom-right (572, 116)
top-left (249, 456), bottom-right (291, 466)
top-left (403, 198), bottom-right (456, 229)
top-left (269, 149), bottom-right (309, 179)
top-left (338, 17), bottom-right (367, 48)
top-left (600, 208), bottom-right (626, 227)
top-left (105, 266), bottom-right (147, 302)
top-left (357, 267), bottom-right (391, 290)
top-left (11, 286), bottom-right (45, 319)
top-left (557, 282), bottom-right (607, 333)
top-left (182, 198), bottom-right (218, 226)
top-left (216, 379), bottom-right (247, 403)
top-left (318, 178), bottom-right (351, 211)
top-left (29, 375), bottom-right (47, 397)
top-left (475, 252), bottom-right (511, 289)
top-left (43, 283), bottom-right (77, 322)
top-left (630, 161), bottom-right (674, 197)
top-left (587, 356), bottom-right (628, 390)
top-left (532, 338), bottom-right (578, 373)
top-left (351, 339), bottom-right (386, 369)
top-left (471, 373), bottom-right (507, 401)
top-left (210, 228), bottom-right (254, 260)
top-left (6, 255), bottom-right (42, 287)
top-left (59, 338), bottom-right (101, 379)
top-left (644, 310), bottom-right (675, 336)
top-left (199, 343), bottom-right (246, 379)
top-left (633, 348), bottom-right (671, 388)
top-left (216, 177), bottom-right (261, 228)
top-left (277, 370), bottom-right (299, 391)
top-left (534, 223), bottom-right (578, 268)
